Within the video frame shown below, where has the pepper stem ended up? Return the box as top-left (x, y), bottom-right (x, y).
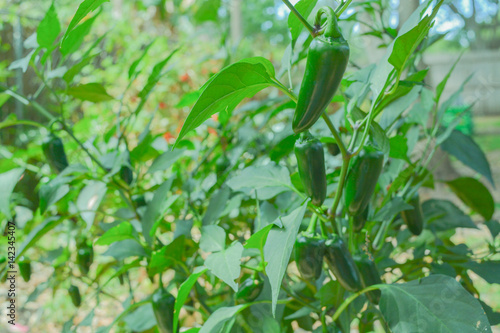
top-left (314, 6), bottom-right (342, 39)
top-left (306, 214), bottom-right (318, 234)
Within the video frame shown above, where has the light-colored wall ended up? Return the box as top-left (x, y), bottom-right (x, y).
top-left (423, 50), bottom-right (500, 115)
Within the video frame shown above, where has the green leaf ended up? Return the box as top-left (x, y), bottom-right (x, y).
top-left (351, 107), bottom-right (390, 155)
top-left (200, 225), bottom-right (226, 253)
top-left (123, 303), bottom-right (156, 332)
top-left (147, 149), bottom-right (184, 173)
top-left (138, 48), bottom-right (180, 100)
top-left (173, 267), bottom-right (208, 333)
top-left (288, 0), bottom-right (317, 42)
top-left (461, 261), bottom-right (500, 285)
top-left (422, 199), bottom-right (477, 231)
top-left (264, 203), bottom-right (307, 315)
top-left (389, 135), bottom-right (409, 161)
top-left (374, 197), bottom-right (413, 222)
top-left (174, 57), bottom-right (278, 146)
top-left (388, 2), bottom-right (442, 73)
top-left (176, 91), bottom-right (201, 108)
top-left (101, 239), bottom-right (146, 260)
top-left (63, 54), bottom-right (97, 83)
top-left (445, 177), bottom-right (495, 220)
top-left (96, 222), bottom-right (136, 246)
top-left (39, 183), bottom-right (70, 214)
top-left (226, 164), bottom-right (293, 200)
top-left (379, 85), bottom-right (422, 129)
top-left (194, 0), bottom-right (220, 22)
top-left (128, 41), bottom-right (155, 79)
top-left (141, 179), bottom-right (174, 244)
top-left (0, 168), bottom-right (24, 219)
top-left (205, 242), bottom-right (244, 292)
top-left (244, 224), bottom-right (274, 250)
top-left (485, 220), bottom-right (499, 239)
top-left (199, 305), bottom-right (249, 333)
top-left (8, 50), bottom-right (36, 73)
top-left (60, 14), bottom-right (99, 55)
top-left (76, 180), bottom-right (107, 229)
top-left (63, 0), bottom-right (108, 39)
top-left (379, 274), bottom-right (492, 333)
top-left (37, 2), bottom-right (61, 48)
top-left (67, 83), bottom-right (114, 102)
top-left (435, 53), bottom-right (463, 104)
top-left (480, 300), bottom-right (500, 326)
top-left (16, 217), bottom-right (64, 259)
top-left (441, 130), bottom-right (494, 186)
top-left (202, 186), bottom-right (231, 225)
top-left (148, 236), bottom-right (186, 275)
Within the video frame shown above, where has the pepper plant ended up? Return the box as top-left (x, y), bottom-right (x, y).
top-left (0, 0), bottom-right (499, 332)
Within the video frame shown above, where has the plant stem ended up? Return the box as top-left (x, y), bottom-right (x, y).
top-left (331, 285), bottom-right (380, 322)
top-left (281, 0), bottom-right (316, 37)
top-left (335, 0), bottom-right (353, 17)
top-left (321, 112), bottom-right (348, 158)
top-left (329, 151), bottom-right (351, 234)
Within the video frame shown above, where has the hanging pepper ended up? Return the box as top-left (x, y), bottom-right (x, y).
top-left (324, 235), bottom-right (362, 292)
top-left (401, 194), bottom-right (425, 235)
top-left (344, 151), bottom-right (384, 216)
top-left (120, 165), bottom-right (134, 185)
top-left (295, 131), bottom-right (327, 206)
top-left (152, 287), bottom-right (176, 333)
top-left (352, 206), bottom-right (369, 232)
top-left (236, 274), bottom-right (264, 302)
top-left (42, 134), bottom-right (69, 173)
top-left (353, 254), bottom-right (382, 304)
top-left (68, 285), bottom-right (82, 307)
top-left (77, 240), bottom-right (94, 275)
top-left (293, 7), bottom-right (350, 134)
top-left (295, 233), bottom-right (325, 281)
top-left (18, 257), bottom-right (31, 282)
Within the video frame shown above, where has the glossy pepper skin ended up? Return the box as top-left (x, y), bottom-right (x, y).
top-left (68, 285), bottom-right (81, 307)
top-left (236, 275), bottom-right (264, 302)
top-left (152, 288), bottom-right (175, 333)
top-left (401, 194), bottom-right (425, 235)
top-left (42, 134), bottom-right (69, 173)
top-left (295, 132), bottom-right (327, 206)
top-left (344, 151), bottom-right (384, 216)
top-left (324, 235), bottom-right (362, 292)
top-left (77, 242), bottom-right (93, 275)
top-left (353, 254), bottom-right (382, 304)
top-left (295, 233), bottom-right (325, 280)
top-left (353, 206), bottom-right (369, 232)
top-left (18, 258), bottom-right (31, 282)
top-left (293, 7), bottom-right (349, 134)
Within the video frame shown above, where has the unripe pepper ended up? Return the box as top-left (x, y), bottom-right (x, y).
top-left (293, 7), bottom-right (350, 134)
top-left (401, 194), bottom-right (425, 235)
top-left (295, 233), bottom-right (325, 280)
top-left (152, 287), bottom-right (175, 333)
top-left (68, 285), bottom-right (81, 307)
top-left (353, 254), bottom-right (382, 304)
top-left (324, 235), bottom-right (362, 292)
top-left (294, 132), bottom-right (327, 206)
top-left (76, 241), bottom-right (93, 275)
top-left (352, 206), bottom-right (369, 232)
top-left (119, 165), bottom-right (134, 185)
top-left (42, 134), bottom-right (69, 173)
top-left (236, 274), bottom-right (264, 302)
top-left (18, 257), bottom-right (31, 282)
top-left (344, 151), bottom-right (384, 216)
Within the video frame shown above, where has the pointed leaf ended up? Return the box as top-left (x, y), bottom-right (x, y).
top-left (379, 274), bottom-right (492, 333)
top-left (264, 203), bottom-right (307, 315)
top-left (37, 2), bottom-right (61, 48)
top-left (205, 242), bottom-right (244, 292)
top-left (445, 177), bottom-right (494, 220)
top-left (174, 57), bottom-right (277, 146)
